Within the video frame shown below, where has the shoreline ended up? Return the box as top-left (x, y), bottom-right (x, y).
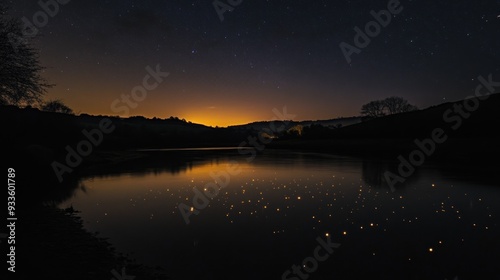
top-left (18, 204), bottom-right (169, 280)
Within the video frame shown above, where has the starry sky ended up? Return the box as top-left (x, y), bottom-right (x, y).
top-left (7, 0), bottom-right (500, 126)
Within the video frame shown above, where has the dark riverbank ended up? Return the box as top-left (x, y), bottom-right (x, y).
top-left (5, 150), bottom-right (169, 280)
top-left (12, 204), bottom-right (169, 280)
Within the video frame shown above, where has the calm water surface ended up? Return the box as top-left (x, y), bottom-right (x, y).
top-left (59, 150), bottom-right (500, 279)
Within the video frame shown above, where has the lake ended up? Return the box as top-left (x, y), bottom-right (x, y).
top-left (58, 149), bottom-right (500, 279)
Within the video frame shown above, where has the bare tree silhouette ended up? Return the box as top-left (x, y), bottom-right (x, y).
top-left (0, 4), bottom-right (52, 106)
top-left (361, 97), bottom-right (417, 118)
top-left (360, 100), bottom-right (387, 118)
top-left (383, 96), bottom-right (418, 115)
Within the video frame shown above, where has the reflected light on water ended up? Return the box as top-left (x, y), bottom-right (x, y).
top-left (59, 152), bottom-right (500, 279)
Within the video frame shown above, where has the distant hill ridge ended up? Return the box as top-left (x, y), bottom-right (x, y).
top-left (331, 93), bottom-right (500, 139)
top-left (267, 93), bottom-right (500, 160)
top-left (229, 116), bottom-right (362, 131)
top-left (1, 93), bottom-right (498, 155)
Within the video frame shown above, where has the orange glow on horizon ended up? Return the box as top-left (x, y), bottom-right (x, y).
top-left (45, 81), bottom-right (356, 127)
top-left (180, 114), bottom-right (261, 127)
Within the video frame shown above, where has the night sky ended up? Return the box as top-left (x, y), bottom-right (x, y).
top-left (7, 0), bottom-right (500, 126)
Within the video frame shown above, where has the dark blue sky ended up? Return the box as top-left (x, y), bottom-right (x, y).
top-left (7, 0), bottom-right (500, 126)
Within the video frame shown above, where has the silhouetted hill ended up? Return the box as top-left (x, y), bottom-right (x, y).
top-left (229, 116), bottom-right (361, 131)
top-left (331, 94), bottom-right (500, 139)
top-left (0, 106), bottom-right (247, 152)
top-left (269, 93), bottom-right (500, 161)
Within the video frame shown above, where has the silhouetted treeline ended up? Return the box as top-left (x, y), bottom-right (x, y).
top-left (0, 105), bottom-right (251, 152)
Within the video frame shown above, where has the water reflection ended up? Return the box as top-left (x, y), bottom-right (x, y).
top-left (361, 158), bottom-right (422, 191)
top-left (58, 150), bottom-right (500, 280)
